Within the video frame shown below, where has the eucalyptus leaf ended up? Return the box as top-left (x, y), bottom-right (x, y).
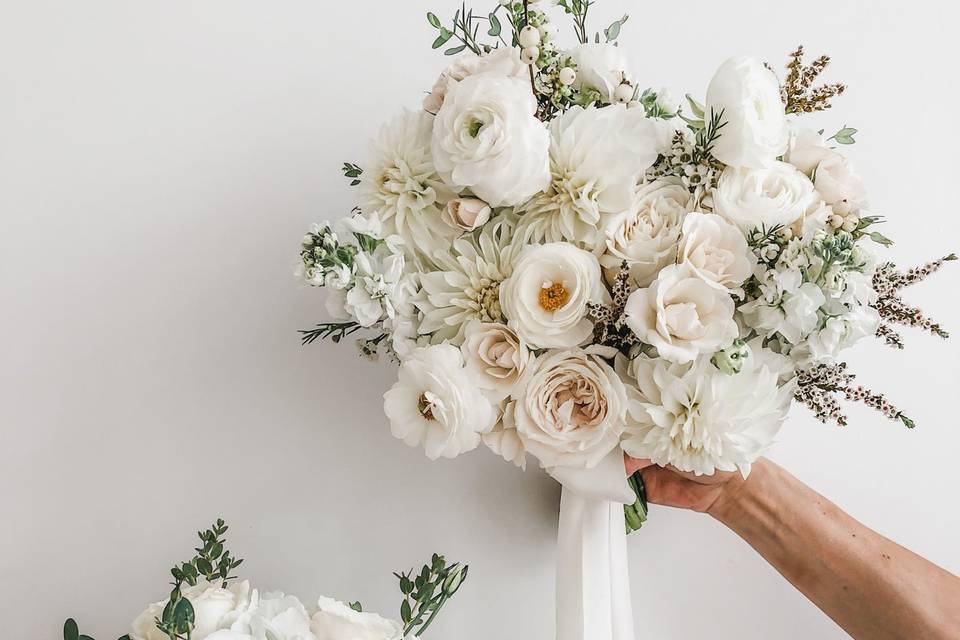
top-left (64, 619), bottom-right (80, 640)
top-left (831, 126), bottom-right (858, 145)
top-left (427, 12), bottom-right (441, 29)
top-left (432, 29), bottom-right (453, 49)
top-left (487, 14), bottom-right (502, 37)
top-left (445, 44), bottom-right (467, 56)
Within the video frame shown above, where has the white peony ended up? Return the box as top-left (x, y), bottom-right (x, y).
top-left (131, 581), bottom-right (252, 640)
top-left (619, 342), bottom-right (796, 476)
top-left (512, 347), bottom-right (635, 469)
top-left (383, 344), bottom-right (495, 460)
top-left (461, 319), bottom-right (531, 401)
top-left (600, 178), bottom-right (694, 287)
top-left (310, 597), bottom-right (408, 640)
top-left (431, 72), bottom-right (550, 207)
top-left (679, 212), bottom-right (755, 295)
top-left (360, 109), bottom-right (458, 259)
top-left (207, 590), bottom-right (316, 640)
top-left (520, 105), bottom-right (662, 252)
top-left (704, 56), bottom-right (789, 169)
top-left (624, 263), bottom-right (738, 364)
top-left (567, 43), bottom-right (632, 104)
top-left (423, 47), bottom-right (528, 113)
top-left (500, 242), bottom-right (609, 349)
top-left (813, 151), bottom-right (869, 211)
top-left (712, 162), bottom-right (816, 233)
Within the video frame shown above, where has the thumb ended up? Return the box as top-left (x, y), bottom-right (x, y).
top-left (624, 454), bottom-right (654, 475)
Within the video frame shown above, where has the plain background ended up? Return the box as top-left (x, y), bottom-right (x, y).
top-left (2, 0), bottom-right (959, 638)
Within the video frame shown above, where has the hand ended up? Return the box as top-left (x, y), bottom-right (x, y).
top-left (625, 455), bottom-right (758, 516)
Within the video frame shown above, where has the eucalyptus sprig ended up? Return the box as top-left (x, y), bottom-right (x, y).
top-left (63, 619), bottom-right (130, 640)
top-left (300, 321), bottom-right (363, 346)
top-left (396, 554), bottom-right (468, 637)
top-left (427, 3), bottom-right (502, 56)
top-left (341, 162), bottom-right (363, 186)
top-left (554, 0), bottom-right (595, 44)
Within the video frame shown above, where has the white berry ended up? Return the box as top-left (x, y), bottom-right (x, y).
top-left (842, 218), bottom-right (858, 232)
top-left (828, 214), bottom-right (845, 229)
top-left (614, 83), bottom-right (634, 103)
top-left (521, 46), bottom-right (540, 65)
top-left (558, 67), bottom-right (577, 85)
top-left (519, 26), bottom-right (541, 48)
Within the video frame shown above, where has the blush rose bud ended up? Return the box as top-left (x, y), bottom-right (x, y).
top-left (444, 197), bottom-right (492, 231)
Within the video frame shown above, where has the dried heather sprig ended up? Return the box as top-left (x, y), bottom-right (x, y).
top-left (588, 262), bottom-right (639, 350)
top-left (872, 254), bottom-right (956, 345)
top-left (795, 362), bottom-right (915, 429)
top-left (776, 45), bottom-right (847, 114)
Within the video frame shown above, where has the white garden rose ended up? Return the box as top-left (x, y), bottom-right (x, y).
top-left (423, 47), bottom-right (527, 113)
top-left (784, 127), bottom-right (832, 176)
top-left (311, 597), bottom-right (407, 640)
top-left (383, 344), bottom-right (495, 460)
top-left (624, 263), bottom-right (738, 364)
top-left (131, 581), bottom-right (252, 640)
top-left (679, 212), bottom-right (755, 295)
top-left (600, 177), bottom-right (694, 287)
top-left (461, 319), bottom-right (531, 401)
top-left (520, 105), bottom-right (662, 252)
top-left (512, 347), bottom-right (634, 469)
top-left (500, 242), bottom-right (609, 349)
top-left (705, 56), bottom-right (789, 169)
top-left (712, 162), bottom-right (816, 233)
top-left (619, 342), bottom-right (796, 476)
top-left (432, 73), bottom-right (550, 207)
top-left (207, 590), bottom-right (316, 640)
top-left (442, 197), bottom-right (492, 231)
top-left (567, 43), bottom-right (632, 104)
top-left (813, 151), bottom-right (868, 210)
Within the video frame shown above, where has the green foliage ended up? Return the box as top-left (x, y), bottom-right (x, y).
top-left (349, 601), bottom-right (363, 613)
top-left (341, 162), bottom-right (363, 186)
top-left (300, 321), bottom-right (363, 346)
top-left (624, 471), bottom-right (648, 534)
top-left (426, 3), bottom-right (506, 55)
top-left (396, 553), bottom-right (468, 637)
top-left (692, 108), bottom-right (728, 164)
top-left (851, 215), bottom-right (893, 247)
top-left (603, 14), bottom-right (628, 43)
top-left (554, 0), bottom-right (595, 44)
top-left (829, 125), bottom-right (858, 145)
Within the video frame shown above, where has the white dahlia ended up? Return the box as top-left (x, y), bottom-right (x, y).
top-left (360, 109), bottom-right (458, 259)
top-left (518, 105), bottom-right (661, 252)
top-left (619, 343), bottom-right (796, 476)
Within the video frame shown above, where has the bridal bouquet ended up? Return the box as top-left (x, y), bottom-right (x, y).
top-left (64, 519), bottom-right (467, 640)
top-left (299, 0), bottom-right (952, 514)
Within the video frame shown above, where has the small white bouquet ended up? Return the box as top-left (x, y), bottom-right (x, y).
top-left (64, 519), bottom-right (467, 640)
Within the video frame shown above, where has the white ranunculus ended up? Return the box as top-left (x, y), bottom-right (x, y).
top-left (383, 344), bottom-right (495, 460)
top-left (512, 347), bottom-right (634, 469)
top-left (442, 197), bottom-right (492, 231)
top-left (600, 177), bottom-right (694, 287)
top-left (432, 73), bottom-right (550, 207)
top-left (784, 127), bottom-right (832, 176)
top-left (813, 151), bottom-right (868, 210)
top-left (310, 597), bottom-right (408, 640)
top-left (619, 343), bottom-right (796, 476)
top-left (567, 43), bottom-right (631, 104)
top-left (712, 162), bottom-right (816, 233)
top-left (624, 263), bottom-right (738, 364)
top-left (423, 47), bottom-right (527, 113)
top-left (500, 242), bottom-right (609, 349)
top-left (131, 581), bottom-right (252, 640)
top-left (461, 319), bottom-right (531, 401)
top-left (360, 109), bottom-right (459, 260)
top-left (704, 56), bottom-right (789, 169)
top-left (679, 212), bottom-right (755, 295)
top-left (520, 105), bottom-right (662, 252)
top-left (207, 590), bottom-right (316, 640)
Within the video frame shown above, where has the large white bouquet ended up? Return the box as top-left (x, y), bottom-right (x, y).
top-left (297, 1), bottom-right (952, 636)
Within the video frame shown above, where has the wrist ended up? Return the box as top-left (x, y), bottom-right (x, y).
top-left (707, 458), bottom-right (773, 526)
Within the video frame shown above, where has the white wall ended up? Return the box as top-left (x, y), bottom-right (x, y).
top-left (2, 1), bottom-right (958, 638)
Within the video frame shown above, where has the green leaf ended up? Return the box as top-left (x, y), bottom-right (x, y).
top-left (445, 44), bottom-right (467, 56)
top-left (830, 126), bottom-right (858, 145)
top-left (427, 12), bottom-right (441, 29)
top-left (685, 93), bottom-right (705, 119)
top-left (604, 15), bottom-right (628, 42)
top-left (868, 231), bottom-right (894, 247)
top-left (118, 636), bottom-right (132, 640)
top-left (349, 601), bottom-right (363, 612)
top-left (79, 636), bottom-right (95, 640)
top-left (64, 619), bottom-right (80, 640)
top-left (401, 599), bottom-right (412, 623)
top-left (432, 29), bottom-right (453, 49)
top-left (487, 13), bottom-right (502, 37)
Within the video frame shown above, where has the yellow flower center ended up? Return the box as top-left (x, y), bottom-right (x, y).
top-left (539, 283), bottom-right (570, 312)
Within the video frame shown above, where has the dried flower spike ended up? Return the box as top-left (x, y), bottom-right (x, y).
top-left (777, 45), bottom-right (847, 114)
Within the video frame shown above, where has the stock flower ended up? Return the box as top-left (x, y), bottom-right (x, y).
top-left (131, 581), bottom-right (252, 640)
top-left (423, 47), bottom-right (528, 113)
top-left (500, 242), bottom-right (609, 349)
top-left (624, 263), bottom-right (738, 364)
top-left (383, 344), bottom-right (495, 460)
top-left (520, 105), bottom-right (662, 251)
top-left (679, 212), bottom-right (755, 295)
top-left (431, 73), bottom-right (550, 207)
top-left (704, 56), bottom-right (789, 168)
top-left (712, 162), bottom-right (816, 233)
top-left (512, 347), bottom-right (634, 469)
top-left (567, 43), bottom-right (632, 104)
top-left (310, 597), bottom-right (407, 640)
top-left (460, 319), bottom-right (531, 401)
top-left (600, 177), bottom-right (693, 287)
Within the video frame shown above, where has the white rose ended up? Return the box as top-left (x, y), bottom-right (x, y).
top-left (567, 43), bottom-right (631, 103)
top-left (500, 243), bottom-right (609, 349)
top-left (432, 73), bottom-right (550, 207)
top-left (442, 197), bottom-right (492, 231)
top-left (624, 263), bottom-right (738, 364)
top-left (712, 162), bottom-right (816, 233)
top-left (705, 56), bottom-right (789, 169)
top-left (813, 151), bottom-right (868, 210)
top-left (679, 212), bottom-right (755, 295)
top-left (383, 344), bottom-right (495, 460)
top-left (131, 581), bottom-right (252, 640)
top-left (310, 597), bottom-right (407, 640)
top-left (423, 47), bottom-right (527, 113)
top-left (784, 127), bottom-right (832, 176)
top-left (600, 177), bottom-right (694, 287)
top-left (207, 590), bottom-right (315, 640)
top-left (512, 347), bottom-right (633, 469)
top-left (461, 319), bottom-right (531, 401)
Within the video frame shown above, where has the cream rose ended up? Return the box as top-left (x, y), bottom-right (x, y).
top-left (679, 212), bottom-right (755, 294)
top-left (500, 242), bottom-right (609, 349)
top-left (131, 581), bottom-right (252, 640)
top-left (600, 177), bottom-right (694, 287)
top-left (624, 263), bottom-right (739, 364)
top-left (567, 43), bottom-right (631, 104)
top-left (813, 151), bottom-right (868, 210)
top-left (712, 162), bottom-right (816, 233)
top-left (705, 56), bottom-right (789, 169)
top-left (423, 47), bottom-right (527, 113)
top-left (512, 347), bottom-right (631, 469)
top-left (460, 319), bottom-right (531, 401)
top-left (442, 197), bottom-right (492, 231)
top-left (431, 73), bottom-right (550, 207)
top-left (311, 597), bottom-right (407, 640)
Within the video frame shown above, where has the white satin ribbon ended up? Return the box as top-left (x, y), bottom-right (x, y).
top-left (550, 451), bottom-right (636, 640)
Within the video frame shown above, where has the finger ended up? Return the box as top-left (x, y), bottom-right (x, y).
top-left (624, 454), bottom-right (654, 475)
